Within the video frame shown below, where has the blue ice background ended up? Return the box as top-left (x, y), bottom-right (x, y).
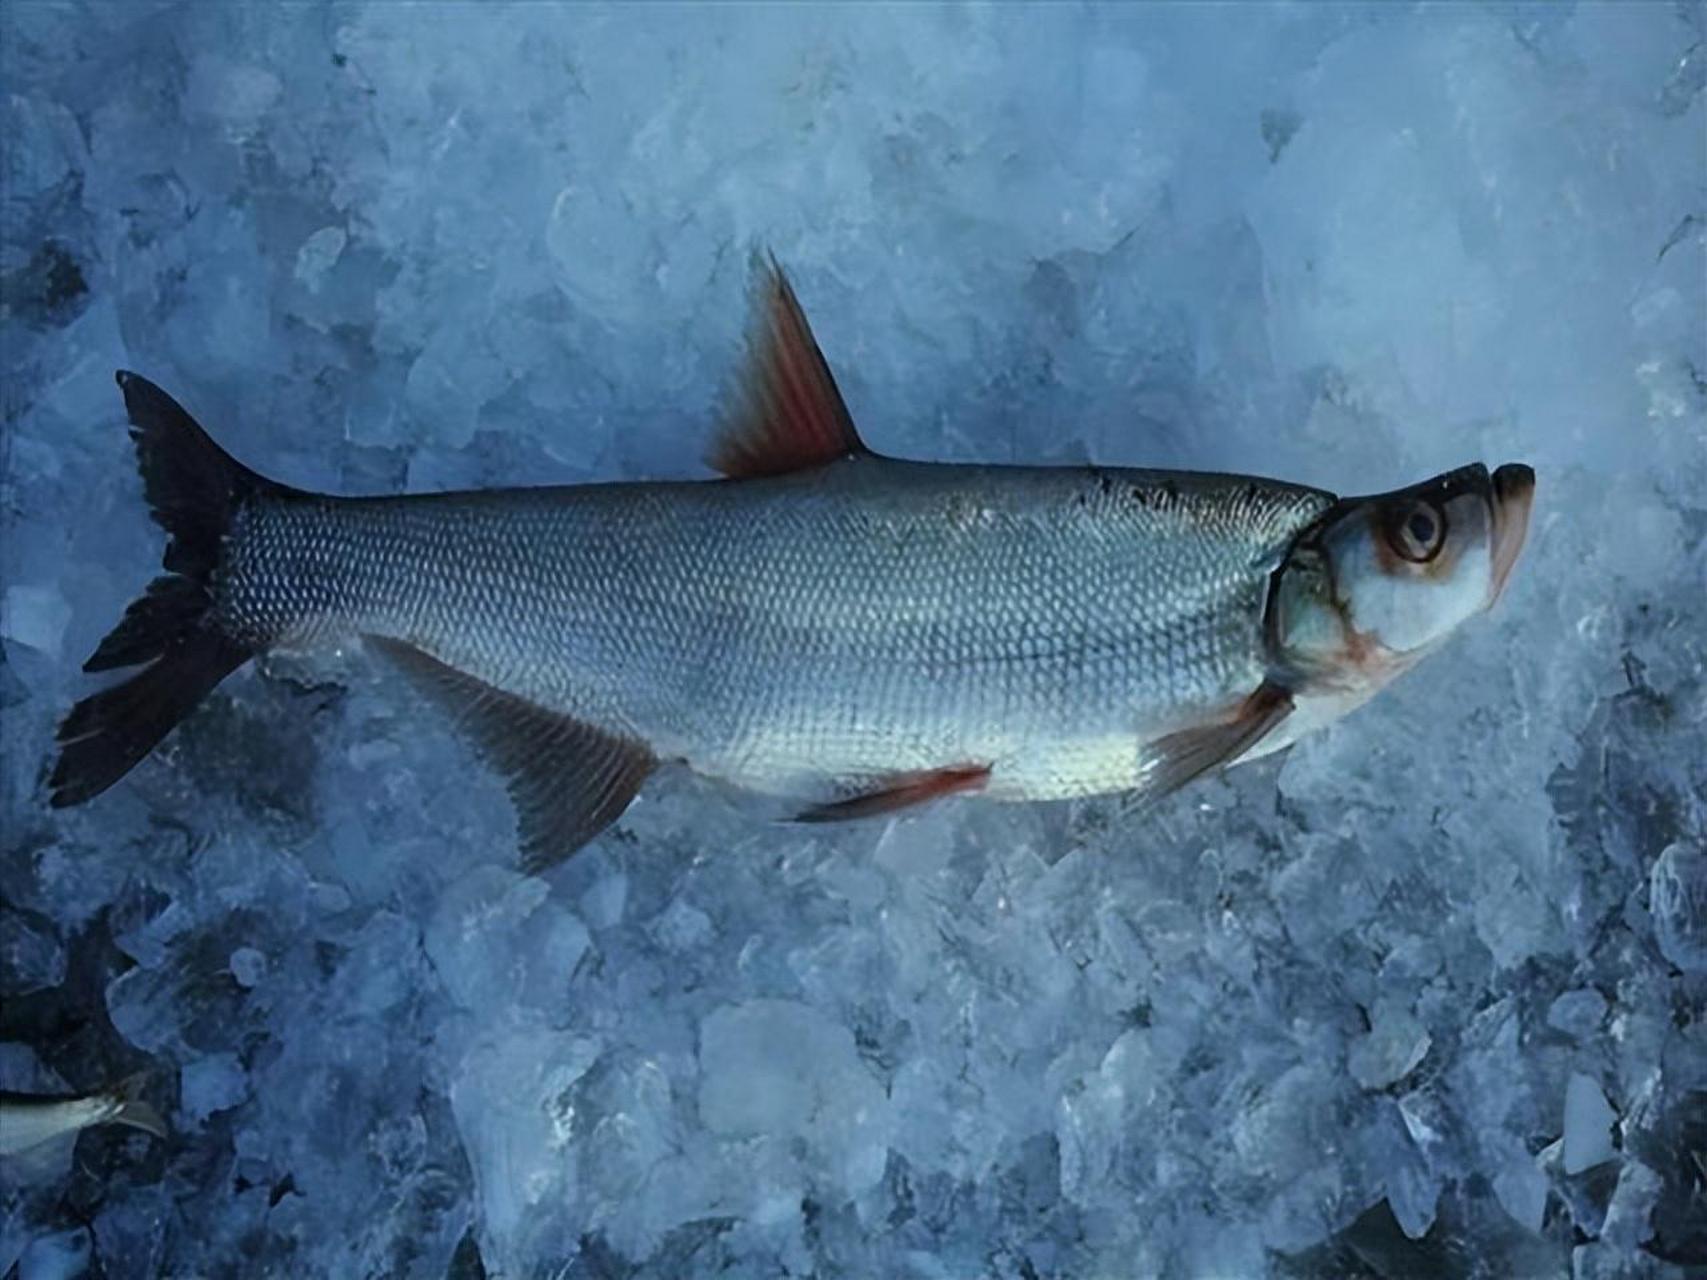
top-left (2, 2), bottom-right (1705, 1276)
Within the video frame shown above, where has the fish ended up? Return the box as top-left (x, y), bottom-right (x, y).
top-left (0, 1075), bottom-right (167, 1157)
top-left (48, 261), bottom-right (1535, 869)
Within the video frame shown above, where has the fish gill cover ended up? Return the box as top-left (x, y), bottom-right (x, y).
top-left (1, 2), bottom-right (1703, 1276)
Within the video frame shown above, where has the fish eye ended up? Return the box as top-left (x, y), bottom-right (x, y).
top-left (1389, 500), bottom-right (1446, 563)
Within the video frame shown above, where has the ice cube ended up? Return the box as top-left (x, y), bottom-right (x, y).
top-left (1561, 1074), bottom-right (1617, 1176)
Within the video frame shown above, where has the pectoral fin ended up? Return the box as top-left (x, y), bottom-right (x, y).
top-left (795, 764), bottom-right (991, 823)
top-left (368, 638), bottom-right (654, 873)
top-left (1130, 680), bottom-right (1294, 805)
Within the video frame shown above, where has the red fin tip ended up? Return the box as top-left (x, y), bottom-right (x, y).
top-left (708, 255), bottom-right (869, 479)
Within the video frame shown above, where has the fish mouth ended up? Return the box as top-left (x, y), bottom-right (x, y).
top-left (1487, 463), bottom-right (1535, 606)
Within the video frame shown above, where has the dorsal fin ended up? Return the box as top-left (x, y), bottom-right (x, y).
top-left (708, 255), bottom-right (869, 478)
top-left (367, 637), bottom-right (654, 873)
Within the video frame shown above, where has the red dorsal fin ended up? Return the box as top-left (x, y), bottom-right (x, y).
top-left (794, 764), bottom-right (990, 823)
top-left (708, 254), bottom-right (869, 479)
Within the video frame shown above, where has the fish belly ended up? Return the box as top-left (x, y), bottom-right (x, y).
top-left (217, 459), bottom-right (1331, 802)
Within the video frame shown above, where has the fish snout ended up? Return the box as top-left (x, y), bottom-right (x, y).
top-left (1487, 463), bottom-right (1535, 606)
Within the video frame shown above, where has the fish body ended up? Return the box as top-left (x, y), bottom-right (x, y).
top-left (50, 262), bottom-right (1534, 866)
top-left (0, 1079), bottom-right (166, 1157)
top-left (226, 462), bottom-right (1332, 804)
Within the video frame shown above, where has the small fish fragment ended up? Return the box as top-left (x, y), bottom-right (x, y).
top-left (0, 1073), bottom-right (167, 1157)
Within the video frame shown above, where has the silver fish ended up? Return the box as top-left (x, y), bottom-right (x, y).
top-left (50, 263), bottom-right (1534, 868)
top-left (0, 1076), bottom-right (166, 1157)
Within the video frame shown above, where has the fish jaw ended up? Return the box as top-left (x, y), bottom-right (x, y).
top-left (1487, 463), bottom-right (1535, 607)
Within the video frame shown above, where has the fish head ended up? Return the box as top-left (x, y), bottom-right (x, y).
top-left (1268, 462), bottom-right (1535, 690)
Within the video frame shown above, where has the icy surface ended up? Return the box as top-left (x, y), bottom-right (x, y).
top-left (1563, 1073), bottom-right (1619, 1176)
top-left (2, 2), bottom-right (1704, 1276)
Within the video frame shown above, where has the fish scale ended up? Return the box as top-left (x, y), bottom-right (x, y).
top-left (218, 459), bottom-right (1332, 801)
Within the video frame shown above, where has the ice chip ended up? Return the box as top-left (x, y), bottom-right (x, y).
top-left (183, 58), bottom-right (282, 129)
top-left (17, 1227), bottom-right (92, 1280)
top-left (1561, 1073), bottom-right (1617, 1175)
top-left (1348, 1006), bottom-right (1431, 1090)
top-left (294, 226), bottom-right (348, 292)
top-left (1649, 842), bottom-right (1707, 973)
top-left (698, 999), bottom-right (890, 1192)
top-left (0, 909), bottom-right (67, 997)
top-left (1547, 989), bottom-right (1608, 1040)
top-left (579, 871), bottom-right (628, 930)
top-left (1, 585), bottom-right (72, 657)
top-left (1494, 1154), bottom-right (1549, 1234)
top-left (228, 946), bottom-right (267, 989)
top-left (3, 96), bottom-right (85, 200)
top-left (1387, 1160), bottom-right (1441, 1240)
top-left (181, 1052), bottom-right (249, 1124)
top-left (545, 185), bottom-right (652, 325)
top-left (426, 866), bottom-right (591, 1012)
top-left (448, 1029), bottom-right (602, 1271)
top-left (1599, 1159), bottom-right (1662, 1252)
top-left (651, 898), bottom-right (713, 953)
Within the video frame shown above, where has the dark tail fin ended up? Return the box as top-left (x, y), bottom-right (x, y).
top-left (107, 1072), bottom-right (168, 1141)
top-left (49, 372), bottom-right (273, 807)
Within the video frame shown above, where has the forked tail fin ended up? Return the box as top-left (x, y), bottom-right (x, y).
top-left (106, 1073), bottom-right (168, 1140)
top-left (49, 372), bottom-right (277, 807)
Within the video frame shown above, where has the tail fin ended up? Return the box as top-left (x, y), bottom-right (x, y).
top-left (106, 1073), bottom-right (168, 1141)
top-left (49, 372), bottom-right (273, 807)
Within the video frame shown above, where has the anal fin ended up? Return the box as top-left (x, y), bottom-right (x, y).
top-left (367, 637), bottom-right (654, 873)
top-left (796, 763), bottom-right (990, 824)
top-left (1130, 680), bottom-right (1293, 806)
